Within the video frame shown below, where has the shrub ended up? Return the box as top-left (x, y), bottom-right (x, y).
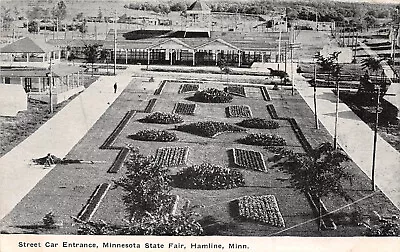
top-left (175, 163), bottom-right (245, 190)
top-left (237, 118), bottom-right (280, 129)
top-left (140, 112), bottom-right (183, 124)
top-left (130, 130), bottom-right (177, 142)
top-left (239, 133), bottom-right (286, 146)
top-left (176, 121), bottom-right (245, 137)
top-left (192, 88), bottom-right (233, 103)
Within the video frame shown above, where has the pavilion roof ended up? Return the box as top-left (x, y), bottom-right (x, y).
top-left (187, 0), bottom-right (211, 12)
top-left (0, 37), bottom-right (57, 54)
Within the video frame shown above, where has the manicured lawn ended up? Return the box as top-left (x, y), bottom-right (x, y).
top-left (1, 74), bottom-right (398, 237)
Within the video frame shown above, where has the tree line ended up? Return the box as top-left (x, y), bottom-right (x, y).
top-left (123, 0), bottom-right (398, 24)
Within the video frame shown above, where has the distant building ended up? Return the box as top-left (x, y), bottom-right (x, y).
top-left (183, 0), bottom-right (211, 37)
top-left (316, 22), bottom-right (335, 31)
top-left (0, 37), bottom-right (84, 108)
top-left (0, 37), bottom-right (61, 65)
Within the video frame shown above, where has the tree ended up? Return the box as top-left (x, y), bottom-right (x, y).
top-left (361, 57), bottom-right (383, 84)
top-left (218, 58), bottom-right (232, 84)
top-left (315, 51), bottom-right (341, 84)
top-left (363, 15), bottom-right (377, 31)
top-left (83, 44), bottom-right (101, 76)
top-left (28, 20), bottom-right (39, 33)
top-left (100, 49), bottom-right (110, 75)
top-left (113, 147), bottom-right (171, 220)
top-left (52, 1), bottom-right (67, 21)
top-left (273, 143), bottom-right (352, 230)
top-left (97, 7), bottom-right (103, 21)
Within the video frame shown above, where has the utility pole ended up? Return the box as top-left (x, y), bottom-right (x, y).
top-left (290, 34), bottom-right (294, 96)
top-left (114, 10), bottom-right (117, 76)
top-left (333, 67), bottom-right (340, 150)
top-left (313, 64), bottom-right (319, 129)
top-left (49, 55), bottom-right (54, 114)
top-left (371, 85), bottom-right (381, 191)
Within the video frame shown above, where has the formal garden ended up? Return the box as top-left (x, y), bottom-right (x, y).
top-left (1, 76), bottom-right (399, 237)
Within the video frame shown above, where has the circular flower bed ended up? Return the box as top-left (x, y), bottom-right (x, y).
top-left (192, 88), bottom-right (233, 103)
top-left (176, 121), bottom-right (245, 137)
top-left (140, 112), bottom-right (183, 124)
top-left (175, 163), bottom-right (245, 190)
top-left (130, 129), bottom-right (177, 142)
top-left (237, 118), bottom-right (280, 129)
top-left (239, 133), bottom-right (286, 146)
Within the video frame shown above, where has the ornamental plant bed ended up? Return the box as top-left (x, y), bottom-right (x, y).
top-left (143, 99), bottom-right (157, 113)
top-left (237, 118), bottom-right (280, 129)
top-left (139, 112), bottom-right (183, 124)
top-left (236, 195), bottom-right (285, 227)
top-left (173, 103), bottom-right (196, 115)
top-left (238, 133), bottom-right (287, 146)
top-left (224, 85), bottom-right (246, 97)
top-left (174, 163), bottom-right (245, 190)
top-left (129, 129), bottom-right (177, 142)
top-left (226, 105), bottom-right (253, 118)
top-left (154, 80), bottom-right (167, 95)
top-left (232, 148), bottom-right (266, 172)
top-left (100, 110), bottom-right (136, 150)
top-left (77, 183), bottom-right (111, 222)
top-left (155, 147), bottom-right (189, 167)
top-left (175, 121), bottom-right (245, 138)
top-left (178, 83), bottom-right (199, 93)
top-left (191, 88), bottom-right (233, 103)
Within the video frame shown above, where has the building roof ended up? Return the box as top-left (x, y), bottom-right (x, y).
top-left (0, 37), bottom-right (57, 54)
top-left (0, 64), bottom-right (81, 78)
top-left (187, 0), bottom-right (211, 12)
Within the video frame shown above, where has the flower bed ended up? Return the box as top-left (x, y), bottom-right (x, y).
top-left (154, 80), bottom-right (167, 95)
top-left (237, 118), bottom-right (280, 129)
top-left (178, 83), bottom-right (199, 93)
top-left (237, 195), bottom-right (285, 227)
top-left (143, 99), bottom-right (157, 113)
top-left (232, 148), bottom-right (266, 172)
top-left (224, 85), bottom-right (246, 97)
top-left (77, 183), bottom-right (111, 221)
top-left (155, 147), bottom-right (189, 167)
top-left (239, 133), bottom-right (286, 146)
top-left (130, 129), bottom-right (177, 142)
top-left (173, 103), bottom-right (196, 115)
top-left (140, 112), bottom-right (183, 124)
top-left (174, 163), bottom-right (245, 190)
top-left (226, 105), bottom-right (252, 118)
top-left (192, 88), bottom-right (233, 103)
top-left (176, 121), bottom-right (245, 138)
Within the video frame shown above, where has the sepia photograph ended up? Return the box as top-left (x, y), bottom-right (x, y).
top-left (0, 0), bottom-right (399, 251)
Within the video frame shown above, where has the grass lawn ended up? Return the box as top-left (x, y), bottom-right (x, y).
top-left (0, 75), bottom-right (98, 158)
top-left (1, 72), bottom-right (398, 237)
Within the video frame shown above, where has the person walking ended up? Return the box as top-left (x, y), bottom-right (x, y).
top-left (114, 82), bottom-right (118, 93)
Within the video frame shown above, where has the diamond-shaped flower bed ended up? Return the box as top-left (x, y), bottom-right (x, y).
top-left (176, 121), bottom-right (245, 138)
top-left (139, 112), bottom-right (183, 124)
top-left (225, 85), bottom-right (246, 97)
top-left (155, 147), bottom-right (189, 167)
top-left (226, 105), bottom-right (252, 118)
top-left (173, 103), bottom-right (196, 115)
top-left (174, 163), bottom-right (245, 190)
top-left (237, 118), bottom-right (279, 129)
top-left (192, 88), bottom-right (233, 103)
top-left (179, 83), bottom-right (199, 93)
top-left (238, 133), bottom-right (286, 146)
top-left (232, 148), bottom-right (266, 172)
top-left (237, 195), bottom-right (285, 227)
